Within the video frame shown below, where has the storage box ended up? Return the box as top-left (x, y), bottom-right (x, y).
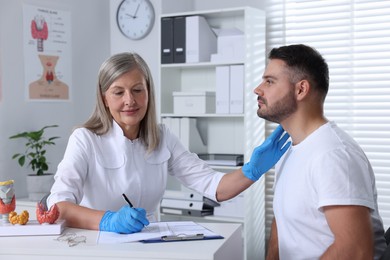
top-left (173, 91), bottom-right (216, 114)
top-left (210, 28), bottom-right (245, 62)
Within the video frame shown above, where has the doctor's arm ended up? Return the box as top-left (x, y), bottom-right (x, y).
top-left (216, 125), bottom-right (290, 201)
top-left (57, 201), bottom-right (149, 234)
top-left (57, 201), bottom-right (103, 230)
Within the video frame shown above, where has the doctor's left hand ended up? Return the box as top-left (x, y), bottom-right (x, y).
top-left (99, 205), bottom-right (149, 234)
top-left (242, 125), bottom-right (291, 181)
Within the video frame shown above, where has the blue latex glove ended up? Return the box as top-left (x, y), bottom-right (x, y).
top-left (242, 125), bottom-right (291, 181)
top-left (99, 206), bottom-right (149, 234)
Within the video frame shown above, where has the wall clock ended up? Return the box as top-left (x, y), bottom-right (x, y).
top-left (116, 0), bottom-right (155, 40)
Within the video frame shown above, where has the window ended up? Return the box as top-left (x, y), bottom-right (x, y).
top-left (265, 0), bottom-right (390, 246)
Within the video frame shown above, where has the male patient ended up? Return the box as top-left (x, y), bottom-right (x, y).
top-left (256, 44), bottom-right (386, 259)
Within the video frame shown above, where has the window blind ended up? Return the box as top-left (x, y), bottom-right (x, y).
top-left (264, 0), bottom-right (390, 249)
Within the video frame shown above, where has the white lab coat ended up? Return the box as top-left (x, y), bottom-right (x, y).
top-left (48, 121), bottom-right (224, 220)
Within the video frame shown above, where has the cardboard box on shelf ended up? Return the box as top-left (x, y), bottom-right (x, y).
top-left (211, 28), bottom-right (245, 62)
top-left (173, 91), bottom-right (216, 114)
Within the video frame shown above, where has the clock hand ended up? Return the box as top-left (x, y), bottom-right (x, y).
top-left (125, 13), bottom-right (135, 19)
top-left (133, 3), bottom-right (140, 18)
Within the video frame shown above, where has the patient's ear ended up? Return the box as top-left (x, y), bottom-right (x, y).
top-left (295, 80), bottom-right (310, 101)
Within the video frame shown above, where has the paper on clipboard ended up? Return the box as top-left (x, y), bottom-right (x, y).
top-left (97, 221), bottom-right (223, 244)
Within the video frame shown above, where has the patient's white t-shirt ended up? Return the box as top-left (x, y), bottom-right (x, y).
top-left (273, 121), bottom-right (386, 259)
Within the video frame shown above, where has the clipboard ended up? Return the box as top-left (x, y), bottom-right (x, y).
top-left (141, 232), bottom-right (223, 243)
top-left (140, 221), bottom-right (223, 243)
top-left (97, 221), bottom-right (224, 244)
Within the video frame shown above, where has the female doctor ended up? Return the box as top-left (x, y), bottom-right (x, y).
top-left (47, 52), bottom-right (290, 234)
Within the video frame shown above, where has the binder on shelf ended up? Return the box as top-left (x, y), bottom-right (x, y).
top-left (180, 117), bottom-right (206, 154)
top-left (173, 16), bottom-right (186, 63)
top-left (162, 117), bottom-right (181, 139)
top-left (160, 198), bottom-right (214, 217)
top-left (171, 117), bottom-right (181, 138)
top-left (230, 65), bottom-right (244, 114)
top-left (198, 154), bottom-right (244, 166)
top-left (163, 189), bottom-right (203, 202)
top-left (160, 189), bottom-right (220, 217)
top-left (162, 190), bottom-right (220, 207)
top-left (162, 117), bottom-right (206, 154)
top-left (161, 117), bottom-right (171, 130)
top-left (161, 17), bottom-right (174, 64)
top-left (216, 66), bottom-right (230, 114)
top-left (185, 15), bottom-right (217, 63)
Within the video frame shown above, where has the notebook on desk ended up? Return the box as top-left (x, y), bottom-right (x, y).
top-left (0, 220), bottom-right (65, 236)
top-left (97, 221), bottom-right (223, 244)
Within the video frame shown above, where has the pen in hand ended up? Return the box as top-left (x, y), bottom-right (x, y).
top-left (122, 193), bottom-right (150, 231)
top-left (122, 193), bottom-right (133, 208)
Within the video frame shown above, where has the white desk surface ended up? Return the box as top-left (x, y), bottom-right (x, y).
top-left (0, 222), bottom-right (243, 260)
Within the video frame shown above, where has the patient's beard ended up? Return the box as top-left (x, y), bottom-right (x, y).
top-left (257, 88), bottom-right (297, 123)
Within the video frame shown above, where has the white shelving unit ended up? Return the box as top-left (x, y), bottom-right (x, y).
top-left (158, 7), bottom-right (266, 259)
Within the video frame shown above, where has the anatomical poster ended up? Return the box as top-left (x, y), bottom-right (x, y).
top-left (23, 5), bottom-right (71, 101)
top-left (0, 51), bottom-right (2, 102)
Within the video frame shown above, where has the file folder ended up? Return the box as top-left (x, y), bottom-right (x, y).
top-left (173, 16), bottom-right (186, 63)
top-left (161, 17), bottom-right (174, 64)
top-left (216, 66), bottom-right (230, 114)
top-left (162, 117), bottom-right (181, 138)
top-left (230, 65), bottom-right (244, 114)
top-left (185, 15), bottom-right (217, 63)
top-left (180, 117), bottom-right (206, 154)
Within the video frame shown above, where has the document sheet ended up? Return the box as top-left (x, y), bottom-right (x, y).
top-left (97, 221), bottom-right (221, 244)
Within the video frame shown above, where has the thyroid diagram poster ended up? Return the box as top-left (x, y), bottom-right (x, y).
top-left (23, 5), bottom-right (71, 101)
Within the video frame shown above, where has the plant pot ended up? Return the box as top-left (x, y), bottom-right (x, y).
top-left (26, 174), bottom-right (55, 202)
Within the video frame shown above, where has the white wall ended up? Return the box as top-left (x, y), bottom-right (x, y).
top-left (193, 0), bottom-right (265, 10)
top-left (0, 0), bottom-right (111, 197)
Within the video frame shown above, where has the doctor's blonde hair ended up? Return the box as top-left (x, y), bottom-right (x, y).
top-left (82, 52), bottom-right (160, 152)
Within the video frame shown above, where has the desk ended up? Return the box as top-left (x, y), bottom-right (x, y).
top-left (0, 222), bottom-right (243, 260)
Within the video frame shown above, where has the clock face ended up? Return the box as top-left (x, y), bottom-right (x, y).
top-left (117, 0), bottom-right (155, 40)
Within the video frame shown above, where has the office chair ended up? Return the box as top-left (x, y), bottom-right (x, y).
top-left (381, 227), bottom-right (390, 260)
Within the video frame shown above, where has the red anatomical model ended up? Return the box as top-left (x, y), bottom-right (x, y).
top-left (36, 202), bottom-right (60, 224)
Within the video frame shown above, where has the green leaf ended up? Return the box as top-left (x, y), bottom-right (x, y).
top-left (18, 156), bottom-right (25, 166)
top-left (12, 153), bottom-right (21, 159)
top-left (9, 124), bottom-right (60, 175)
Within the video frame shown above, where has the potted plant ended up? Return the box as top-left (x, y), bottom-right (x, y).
top-left (9, 125), bottom-right (60, 201)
